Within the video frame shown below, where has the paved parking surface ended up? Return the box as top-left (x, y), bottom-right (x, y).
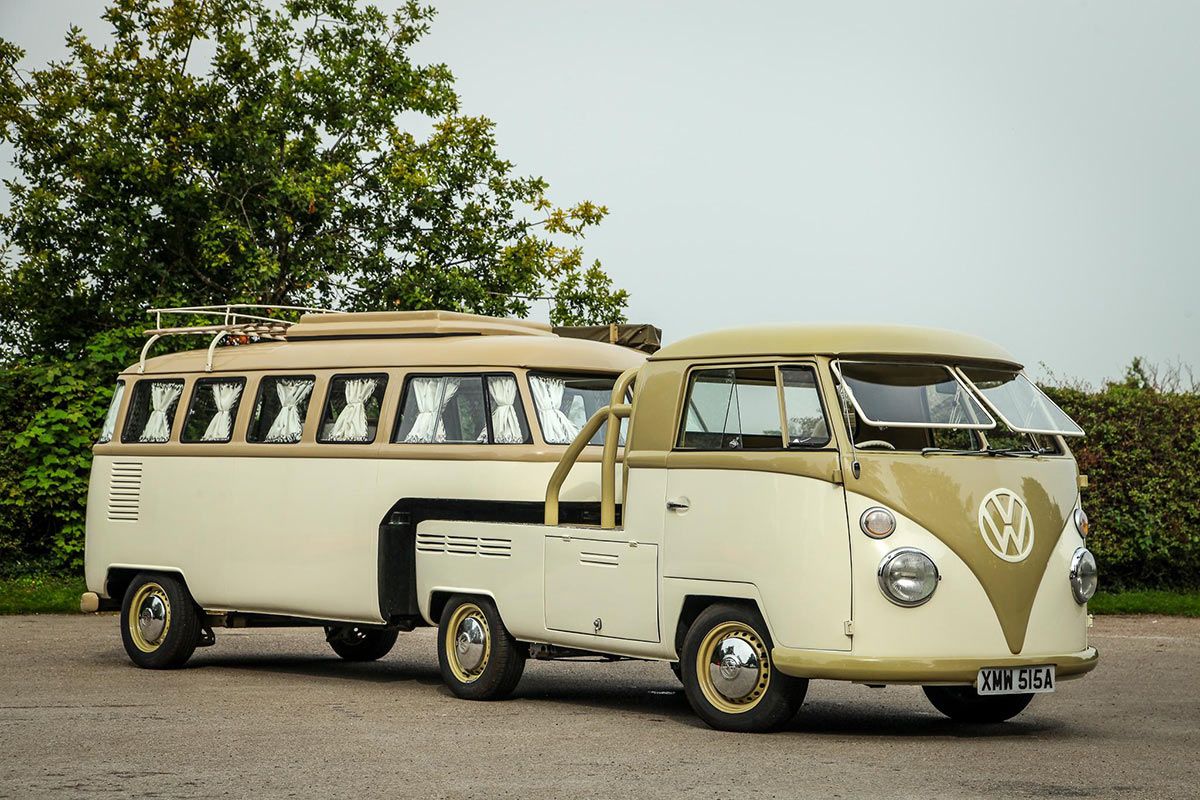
top-left (1, 614), bottom-right (1197, 799)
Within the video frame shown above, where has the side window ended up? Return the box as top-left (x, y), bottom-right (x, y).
top-left (780, 366), bottom-right (830, 448)
top-left (182, 377), bottom-right (246, 443)
top-left (528, 372), bottom-right (622, 445)
top-left (247, 375), bottom-right (316, 443)
top-left (319, 374), bottom-right (388, 444)
top-left (394, 374), bottom-right (531, 444)
top-left (97, 380), bottom-right (125, 443)
top-left (484, 375), bottom-right (531, 444)
top-left (121, 379), bottom-right (185, 443)
top-left (678, 367), bottom-right (782, 450)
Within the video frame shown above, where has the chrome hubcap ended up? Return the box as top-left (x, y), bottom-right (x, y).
top-left (707, 636), bottom-right (760, 702)
top-left (137, 594), bottom-right (168, 645)
top-left (454, 616), bottom-right (486, 672)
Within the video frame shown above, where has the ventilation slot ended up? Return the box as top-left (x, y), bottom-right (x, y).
top-left (107, 461), bottom-right (143, 522)
top-left (415, 532), bottom-right (511, 558)
top-left (580, 551), bottom-right (619, 568)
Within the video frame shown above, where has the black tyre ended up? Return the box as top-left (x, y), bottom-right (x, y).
top-left (120, 572), bottom-right (202, 669)
top-left (325, 625), bottom-right (399, 661)
top-left (437, 595), bottom-right (525, 700)
top-left (923, 685), bottom-right (1035, 723)
top-left (680, 603), bottom-right (807, 732)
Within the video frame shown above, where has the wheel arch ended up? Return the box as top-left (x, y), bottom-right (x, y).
top-left (673, 594), bottom-right (768, 660)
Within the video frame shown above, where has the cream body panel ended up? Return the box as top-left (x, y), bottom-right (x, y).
top-left (662, 468), bottom-right (852, 651)
top-left (844, 491), bottom-right (1087, 659)
top-left (544, 535), bottom-right (659, 641)
top-left (416, 520), bottom-right (673, 658)
top-left (85, 453), bottom-right (615, 623)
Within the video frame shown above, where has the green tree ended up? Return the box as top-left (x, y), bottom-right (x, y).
top-left (0, 0), bottom-right (627, 358)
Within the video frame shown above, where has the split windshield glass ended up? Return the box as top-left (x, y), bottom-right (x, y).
top-left (958, 368), bottom-right (1084, 437)
top-left (835, 362), bottom-right (996, 429)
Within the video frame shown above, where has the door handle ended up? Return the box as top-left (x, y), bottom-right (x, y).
top-left (666, 497), bottom-right (690, 512)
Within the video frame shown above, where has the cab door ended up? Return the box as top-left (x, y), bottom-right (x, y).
top-left (662, 363), bottom-right (852, 651)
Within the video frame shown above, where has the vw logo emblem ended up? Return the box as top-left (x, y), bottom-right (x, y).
top-left (978, 488), bottom-right (1035, 563)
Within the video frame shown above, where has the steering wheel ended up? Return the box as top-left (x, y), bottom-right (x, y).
top-left (856, 439), bottom-right (896, 451)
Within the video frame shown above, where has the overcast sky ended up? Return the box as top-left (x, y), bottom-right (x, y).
top-left (2, 1), bottom-right (1197, 383)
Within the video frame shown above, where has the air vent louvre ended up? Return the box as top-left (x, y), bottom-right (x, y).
top-left (107, 461), bottom-right (143, 522)
top-left (416, 532), bottom-right (511, 558)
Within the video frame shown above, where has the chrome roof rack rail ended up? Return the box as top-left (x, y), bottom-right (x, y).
top-left (139, 304), bottom-right (338, 373)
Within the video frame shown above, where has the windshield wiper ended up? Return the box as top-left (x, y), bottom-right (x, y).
top-left (920, 447), bottom-right (1030, 458)
top-left (985, 447), bottom-right (1054, 457)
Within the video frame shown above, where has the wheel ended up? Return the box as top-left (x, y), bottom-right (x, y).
top-left (120, 572), bottom-right (202, 669)
top-left (680, 603), bottom-right (807, 732)
top-left (325, 625), bottom-right (399, 661)
top-left (923, 685), bottom-right (1035, 723)
top-left (437, 595), bottom-right (525, 700)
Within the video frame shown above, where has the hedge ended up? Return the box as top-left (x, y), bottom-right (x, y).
top-left (0, 351), bottom-right (1196, 590)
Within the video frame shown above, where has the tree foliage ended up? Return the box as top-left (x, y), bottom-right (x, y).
top-left (0, 0), bottom-right (627, 358)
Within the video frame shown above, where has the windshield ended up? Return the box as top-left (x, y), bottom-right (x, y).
top-left (835, 362), bottom-right (995, 429)
top-left (528, 372), bottom-right (625, 446)
top-left (958, 368), bottom-right (1084, 437)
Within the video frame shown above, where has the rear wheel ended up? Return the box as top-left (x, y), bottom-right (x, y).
top-left (923, 685), bottom-right (1035, 723)
top-left (681, 603), bottom-right (807, 732)
top-left (120, 572), bottom-right (202, 669)
top-left (437, 595), bottom-right (525, 700)
top-left (325, 625), bottom-right (398, 661)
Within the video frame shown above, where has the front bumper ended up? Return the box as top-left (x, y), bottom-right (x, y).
top-left (772, 645), bottom-right (1099, 685)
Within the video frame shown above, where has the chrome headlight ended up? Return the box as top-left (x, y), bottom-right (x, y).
top-left (877, 548), bottom-right (939, 607)
top-left (1069, 547), bottom-right (1098, 604)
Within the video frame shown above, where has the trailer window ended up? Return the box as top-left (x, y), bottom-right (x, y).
top-left (528, 373), bottom-right (623, 446)
top-left (97, 381), bottom-right (125, 443)
top-left (121, 379), bottom-right (184, 443)
top-left (394, 374), bottom-right (532, 445)
top-left (319, 375), bottom-right (388, 444)
top-left (678, 367), bottom-right (782, 450)
top-left (247, 376), bottom-right (316, 443)
top-left (182, 378), bottom-right (246, 443)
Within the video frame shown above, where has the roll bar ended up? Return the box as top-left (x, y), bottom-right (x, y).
top-left (544, 366), bottom-right (639, 529)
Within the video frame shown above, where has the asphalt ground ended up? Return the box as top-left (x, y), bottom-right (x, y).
top-left (1, 614), bottom-right (1197, 799)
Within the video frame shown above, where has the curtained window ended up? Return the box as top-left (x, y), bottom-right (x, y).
top-left (182, 378), bottom-right (246, 443)
top-left (122, 379), bottom-right (184, 443)
top-left (97, 381), bottom-right (125, 444)
top-left (319, 374), bottom-right (388, 443)
top-left (394, 373), bottom-right (530, 444)
top-left (247, 375), bottom-right (316, 443)
top-left (527, 372), bottom-right (625, 446)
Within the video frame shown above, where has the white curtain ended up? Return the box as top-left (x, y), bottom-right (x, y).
top-left (139, 382), bottom-right (182, 442)
top-left (405, 377), bottom-right (461, 443)
top-left (566, 394), bottom-right (587, 429)
top-left (329, 377), bottom-right (378, 442)
top-left (529, 375), bottom-right (581, 444)
top-left (202, 382), bottom-right (243, 442)
top-left (265, 379), bottom-right (314, 443)
top-left (98, 382), bottom-right (125, 443)
top-left (486, 376), bottom-right (524, 443)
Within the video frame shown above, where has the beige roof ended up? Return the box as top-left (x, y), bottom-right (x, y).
top-left (286, 309), bottom-right (553, 340)
top-left (650, 324), bottom-right (1021, 367)
top-left (130, 327), bottom-right (645, 376)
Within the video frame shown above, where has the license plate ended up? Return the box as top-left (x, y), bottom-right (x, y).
top-left (976, 665), bottom-right (1055, 695)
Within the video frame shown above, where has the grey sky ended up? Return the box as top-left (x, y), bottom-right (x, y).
top-left (2, 1), bottom-right (1197, 383)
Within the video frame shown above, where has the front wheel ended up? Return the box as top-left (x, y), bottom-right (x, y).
top-left (325, 625), bottom-right (399, 661)
top-left (120, 572), bottom-right (202, 669)
top-left (680, 603), bottom-right (807, 732)
top-left (437, 595), bottom-right (525, 700)
top-left (923, 685), bottom-right (1034, 723)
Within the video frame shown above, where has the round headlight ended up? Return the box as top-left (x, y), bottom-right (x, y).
top-left (1074, 507), bottom-right (1089, 538)
top-left (860, 507), bottom-right (896, 538)
top-left (1070, 547), bottom-right (1098, 604)
top-left (877, 548), bottom-right (939, 607)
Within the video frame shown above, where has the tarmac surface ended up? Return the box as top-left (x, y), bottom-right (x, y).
top-left (1, 614), bottom-right (1197, 799)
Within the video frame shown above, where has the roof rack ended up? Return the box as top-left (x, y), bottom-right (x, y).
top-left (139, 304), bottom-right (338, 373)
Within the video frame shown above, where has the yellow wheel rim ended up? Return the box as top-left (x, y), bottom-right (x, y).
top-left (444, 603), bottom-right (491, 684)
top-left (128, 582), bottom-right (171, 653)
top-left (695, 621), bottom-right (771, 715)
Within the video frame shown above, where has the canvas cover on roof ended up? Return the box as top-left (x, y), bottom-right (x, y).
top-left (553, 323), bottom-right (662, 355)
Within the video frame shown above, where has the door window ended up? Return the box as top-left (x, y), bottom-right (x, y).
top-left (678, 367), bottom-right (783, 450)
top-left (780, 367), bottom-right (831, 448)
